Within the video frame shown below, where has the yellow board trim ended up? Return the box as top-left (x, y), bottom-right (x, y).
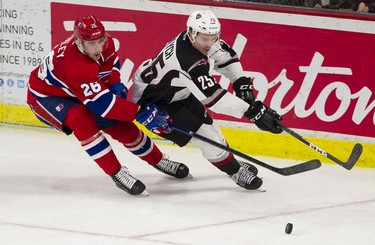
top-left (220, 127), bottom-right (374, 168)
top-left (1, 103), bottom-right (374, 168)
top-left (1, 103), bottom-right (46, 127)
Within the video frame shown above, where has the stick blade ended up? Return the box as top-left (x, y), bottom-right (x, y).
top-left (278, 159), bottom-right (322, 176)
top-left (343, 143), bottom-right (363, 170)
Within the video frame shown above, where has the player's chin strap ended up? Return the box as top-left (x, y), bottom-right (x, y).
top-left (170, 124), bottom-right (321, 176)
top-left (75, 39), bottom-right (86, 55)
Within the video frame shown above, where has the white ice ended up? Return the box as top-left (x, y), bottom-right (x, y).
top-left (1, 126), bottom-right (374, 245)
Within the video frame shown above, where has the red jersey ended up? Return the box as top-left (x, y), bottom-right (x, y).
top-left (27, 34), bottom-right (138, 121)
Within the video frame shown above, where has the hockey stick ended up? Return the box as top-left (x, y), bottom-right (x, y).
top-left (170, 125), bottom-right (321, 176)
top-left (279, 124), bottom-right (363, 170)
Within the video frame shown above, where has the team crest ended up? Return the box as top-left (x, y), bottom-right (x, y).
top-left (197, 58), bottom-right (207, 66)
top-left (55, 103), bottom-right (64, 112)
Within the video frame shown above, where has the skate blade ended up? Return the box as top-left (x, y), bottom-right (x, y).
top-left (186, 173), bottom-right (193, 179)
top-left (256, 176), bottom-right (266, 192)
top-left (138, 190), bottom-right (150, 196)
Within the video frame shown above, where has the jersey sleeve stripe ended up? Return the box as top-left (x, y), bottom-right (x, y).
top-left (28, 86), bottom-right (49, 98)
top-left (100, 95), bottom-right (116, 117)
top-left (83, 90), bottom-right (116, 116)
top-left (201, 89), bottom-right (227, 108)
top-left (217, 58), bottom-right (239, 69)
top-left (45, 68), bottom-right (70, 88)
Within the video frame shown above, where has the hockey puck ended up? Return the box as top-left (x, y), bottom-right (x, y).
top-left (285, 223), bottom-right (293, 234)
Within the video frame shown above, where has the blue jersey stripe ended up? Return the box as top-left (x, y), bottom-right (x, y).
top-left (85, 91), bottom-right (115, 116)
top-left (130, 136), bottom-right (152, 156)
top-left (85, 137), bottom-right (110, 157)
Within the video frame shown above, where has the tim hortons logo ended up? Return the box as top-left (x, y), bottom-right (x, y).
top-left (209, 35), bottom-right (375, 127)
top-left (247, 51), bottom-right (374, 126)
top-left (63, 19), bottom-right (371, 127)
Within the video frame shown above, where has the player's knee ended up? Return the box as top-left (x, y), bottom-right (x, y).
top-left (64, 105), bottom-right (99, 140)
top-left (191, 123), bottom-right (227, 159)
top-left (104, 121), bottom-right (141, 144)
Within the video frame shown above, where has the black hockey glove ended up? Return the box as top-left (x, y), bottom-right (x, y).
top-left (244, 101), bottom-right (283, 134)
top-left (232, 77), bottom-right (255, 105)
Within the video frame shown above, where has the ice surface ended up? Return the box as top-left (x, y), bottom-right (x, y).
top-left (1, 126), bottom-right (374, 245)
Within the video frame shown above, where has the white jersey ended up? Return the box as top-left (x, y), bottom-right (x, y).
top-left (131, 31), bottom-right (250, 119)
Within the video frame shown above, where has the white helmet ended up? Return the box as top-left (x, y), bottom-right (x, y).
top-left (186, 10), bottom-right (221, 44)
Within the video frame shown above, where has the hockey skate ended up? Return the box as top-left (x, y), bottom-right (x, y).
top-left (238, 161), bottom-right (258, 175)
top-left (154, 154), bottom-right (191, 178)
top-left (111, 167), bottom-right (148, 195)
top-left (231, 167), bottom-right (263, 190)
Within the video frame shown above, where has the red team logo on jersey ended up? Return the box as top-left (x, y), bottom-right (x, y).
top-left (197, 59), bottom-right (207, 66)
top-left (55, 103), bottom-right (64, 112)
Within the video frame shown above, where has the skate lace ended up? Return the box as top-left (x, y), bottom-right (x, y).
top-left (238, 161), bottom-right (248, 168)
top-left (157, 156), bottom-right (179, 174)
top-left (233, 168), bottom-right (256, 186)
top-left (114, 168), bottom-right (137, 188)
top-left (238, 161), bottom-right (253, 171)
top-left (238, 161), bottom-right (257, 174)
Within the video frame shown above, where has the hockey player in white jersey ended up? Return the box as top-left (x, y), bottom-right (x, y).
top-left (133, 10), bottom-right (283, 191)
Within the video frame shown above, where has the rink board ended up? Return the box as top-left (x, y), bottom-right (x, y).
top-left (2, 103), bottom-right (373, 168)
top-left (1, 0), bottom-right (374, 169)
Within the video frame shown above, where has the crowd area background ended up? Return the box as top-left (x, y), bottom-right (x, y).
top-left (218, 0), bottom-right (375, 12)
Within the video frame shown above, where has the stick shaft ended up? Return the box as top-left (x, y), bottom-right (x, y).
top-left (279, 124), bottom-right (362, 170)
top-left (171, 125), bottom-right (321, 175)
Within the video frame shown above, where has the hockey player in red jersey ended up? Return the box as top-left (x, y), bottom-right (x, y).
top-left (133, 10), bottom-right (283, 191)
top-left (27, 15), bottom-right (189, 196)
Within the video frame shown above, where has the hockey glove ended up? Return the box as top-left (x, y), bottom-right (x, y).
top-left (244, 101), bottom-right (283, 134)
top-left (109, 82), bottom-right (128, 99)
top-left (232, 77), bottom-right (255, 105)
top-left (136, 104), bottom-right (172, 134)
